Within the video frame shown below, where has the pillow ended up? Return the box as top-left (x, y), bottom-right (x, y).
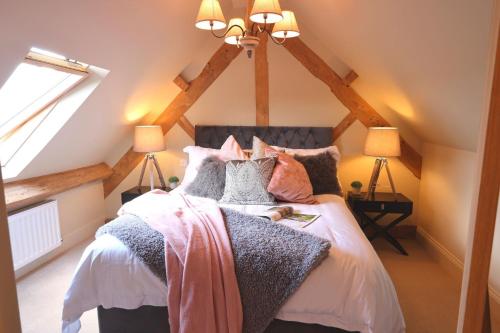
top-left (294, 152), bottom-right (343, 196)
top-left (285, 146), bottom-right (341, 164)
top-left (264, 148), bottom-right (316, 204)
top-left (185, 156), bottom-right (226, 200)
top-left (251, 136), bottom-right (285, 159)
top-left (180, 135), bottom-right (246, 189)
top-left (220, 157), bottom-right (276, 205)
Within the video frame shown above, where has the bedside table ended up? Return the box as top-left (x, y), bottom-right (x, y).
top-left (347, 192), bottom-right (413, 255)
top-left (121, 186), bottom-right (171, 205)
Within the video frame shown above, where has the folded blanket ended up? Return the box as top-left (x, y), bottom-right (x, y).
top-left (98, 195), bottom-right (331, 333)
top-left (117, 191), bottom-right (242, 333)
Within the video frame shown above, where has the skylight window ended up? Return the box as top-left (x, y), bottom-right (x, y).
top-left (0, 48), bottom-right (107, 179)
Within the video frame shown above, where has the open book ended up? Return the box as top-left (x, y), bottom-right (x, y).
top-left (259, 206), bottom-right (321, 228)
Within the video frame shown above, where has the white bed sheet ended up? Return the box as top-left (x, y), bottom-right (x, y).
top-left (62, 193), bottom-right (405, 333)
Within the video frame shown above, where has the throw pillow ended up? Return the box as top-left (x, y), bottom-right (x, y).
top-left (220, 157), bottom-right (276, 205)
top-left (251, 136), bottom-right (285, 159)
top-left (294, 152), bottom-right (343, 196)
top-left (264, 148), bottom-right (316, 204)
top-left (179, 135), bottom-right (246, 189)
top-left (185, 156), bottom-right (226, 200)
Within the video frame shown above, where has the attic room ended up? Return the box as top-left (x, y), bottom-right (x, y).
top-left (0, 0), bottom-right (499, 332)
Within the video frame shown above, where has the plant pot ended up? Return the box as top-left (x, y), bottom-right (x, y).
top-left (352, 187), bottom-right (361, 195)
top-left (170, 182), bottom-right (178, 189)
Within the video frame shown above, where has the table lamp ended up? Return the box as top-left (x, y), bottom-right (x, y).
top-left (364, 127), bottom-right (401, 200)
top-left (134, 125), bottom-right (167, 191)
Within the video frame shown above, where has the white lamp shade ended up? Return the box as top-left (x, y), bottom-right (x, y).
top-left (195, 0), bottom-right (227, 30)
top-left (225, 18), bottom-right (246, 45)
top-left (364, 127), bottom-right (401, 157)
top-left (271, 10), bottom-right (300, 38)
top-left (134, 126), bottom-right (165, 153)
top-left (250, 0), bottom-right (283, 24)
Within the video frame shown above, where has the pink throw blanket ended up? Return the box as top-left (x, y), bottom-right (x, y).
top-left (118, 190), bottom-right (243, 333)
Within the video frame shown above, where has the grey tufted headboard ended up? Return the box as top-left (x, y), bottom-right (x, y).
top-left (195, 126), bottom-right (333, 149)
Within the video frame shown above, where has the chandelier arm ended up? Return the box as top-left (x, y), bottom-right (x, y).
top-left (210, 24), bottom-right (246, 39)
top-left (266, 30), bottom-right (288, 45)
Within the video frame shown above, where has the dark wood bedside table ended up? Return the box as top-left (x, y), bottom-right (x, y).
top-left (121, 186), bottom-right (171, 205)
top-left (347, 192), bottom-right (413, 255)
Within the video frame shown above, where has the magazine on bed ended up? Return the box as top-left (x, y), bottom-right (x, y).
top-left (259, 206), bottom-right (320, 228)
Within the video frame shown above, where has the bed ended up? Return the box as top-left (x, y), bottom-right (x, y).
top-left (62, 126), bottom-right (405, 333)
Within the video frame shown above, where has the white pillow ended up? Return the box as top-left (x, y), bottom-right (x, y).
top-left (285, 146), bottom-right (341, 163)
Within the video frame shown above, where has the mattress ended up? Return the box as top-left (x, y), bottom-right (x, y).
top-left (62, 193), bottom-right (405, 333)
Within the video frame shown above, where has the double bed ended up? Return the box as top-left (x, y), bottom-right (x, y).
top-left (62, 126), bottom-right (405, 333)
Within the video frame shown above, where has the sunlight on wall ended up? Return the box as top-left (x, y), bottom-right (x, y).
top-left (123, 81), bottom-right (180, 125)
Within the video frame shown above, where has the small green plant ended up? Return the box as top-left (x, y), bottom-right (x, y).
top-left (168, 176), bottom-right (179, 183)
top-left (351, 181), bottom-right (363, 189)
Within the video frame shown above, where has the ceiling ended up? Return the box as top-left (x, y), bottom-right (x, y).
top-left (0, 0), bottom-right (497, 180)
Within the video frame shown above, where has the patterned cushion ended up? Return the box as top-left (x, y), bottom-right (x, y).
top-left (220, 157), bottom-right (277, 205)
top-left (294, 152), bottom-right (343, 196)
top-left (251, 136), bottom-right (285, 159)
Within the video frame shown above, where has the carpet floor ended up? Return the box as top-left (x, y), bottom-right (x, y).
top-left (15, 237), bottom-right (489, 333)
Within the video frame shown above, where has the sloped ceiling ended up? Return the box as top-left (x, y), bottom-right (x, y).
top-left (0, 0), bottom-right (497, 180)
top-left (286, 0), bottom-right (496, 151)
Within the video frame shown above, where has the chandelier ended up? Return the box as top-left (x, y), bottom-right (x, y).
top-left (195, 0), bottom-right (300, 58)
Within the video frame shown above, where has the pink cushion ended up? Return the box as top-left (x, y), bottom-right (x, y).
top-left (265, 147), bottom-right (317, 204)
top-left (180, 135), bottom-right (246, 189)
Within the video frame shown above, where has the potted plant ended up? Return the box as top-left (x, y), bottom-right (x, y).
top-left (351, 180), bottom-right (363, 195)
top-left (168, 176), bottom-right (180, 189)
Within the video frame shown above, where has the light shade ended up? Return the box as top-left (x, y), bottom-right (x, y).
top-left (225, 18), bottom-right (246, 45)
top-left (250, 0), bottom-right (283, 24)
top-left (364, 127), bottom-right (401, 157)
top-left (134, 126), bottom-right (165, 153)
top-left (195, 0), bottom-right (227, 31)
top-left (271, 10), bottom-right (300, 39)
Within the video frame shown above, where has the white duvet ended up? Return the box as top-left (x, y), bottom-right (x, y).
top-left (62, 193), bottom-right (405, 333)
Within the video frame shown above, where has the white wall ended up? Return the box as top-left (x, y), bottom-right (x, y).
top-left (15, 181), bottom-right (105, 278)
top-left (104, 40), bottom-right (422, 223)
top-left (416, 142), bottom-right (500, 313)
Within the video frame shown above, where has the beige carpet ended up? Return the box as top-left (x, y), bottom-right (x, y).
top-left (16, 237), bottom-right (482, 333)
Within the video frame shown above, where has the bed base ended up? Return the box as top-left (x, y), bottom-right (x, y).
top-left (97, 306), bottom-right (356, 333)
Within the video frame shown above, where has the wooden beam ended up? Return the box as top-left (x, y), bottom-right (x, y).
top-left (5, 163), bottom-right (112, 213)
top-left (174, 74), bottom-right (190, 91)
top-left (255, 33), bottom-right (269, 126)
top-left (333, 112), bottom-right (357, 142)
top-left (177, 115), bottom-right (195, 140)
top-left (461, 27), bottom-right (500, 333)
top-left (284, 38), bottom-right (422, 178)
top-left (245, 0), bottom-right (254, 28)
top-left (343, 70), bottom-right (358, 86)
top-left (103, 43), bottom-right (243, 197)
top-left (0, 169), bottom-right (22, 333)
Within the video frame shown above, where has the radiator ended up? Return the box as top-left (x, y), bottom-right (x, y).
top-left (8, 200), bottom-right (62, 270)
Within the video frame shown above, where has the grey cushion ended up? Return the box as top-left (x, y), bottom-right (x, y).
top-left (294, 152), bottom-right (343, 196)
top-left (195, 126), bottom-right (333, 149)
top-left (185, 156), bottom-right (226, 200)
top-left (220, 158), bottom-right (277, 205)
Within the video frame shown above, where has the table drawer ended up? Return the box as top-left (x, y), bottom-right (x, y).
top-left (353, 200), bottom-right (412, 213)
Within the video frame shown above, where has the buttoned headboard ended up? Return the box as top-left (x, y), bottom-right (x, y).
top-left (194, 126), bottom-right (333, 149)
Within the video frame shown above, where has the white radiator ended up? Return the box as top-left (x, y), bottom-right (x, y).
top-left (8, 200), bottom-right (62, 270)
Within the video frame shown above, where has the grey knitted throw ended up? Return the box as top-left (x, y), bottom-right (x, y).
top-left (97, 208), bottom-right (331, 333)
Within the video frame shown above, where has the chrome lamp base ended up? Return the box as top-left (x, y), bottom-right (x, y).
top-left (366, 157), bottom-right (397, 201)
top-left (138, 153), bottom-right (166, 191)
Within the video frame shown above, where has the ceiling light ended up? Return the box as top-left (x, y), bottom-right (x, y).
top-left (194, 0), bottom-right (300, 58)
top-left (249, 0), bottom-right (283, 24)
top-left (272, 10), bottom-right (300, 39)
top-left (195, 0), bottom-right (227, 31)
top-left (224, 18), bottom-right (246, 45)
